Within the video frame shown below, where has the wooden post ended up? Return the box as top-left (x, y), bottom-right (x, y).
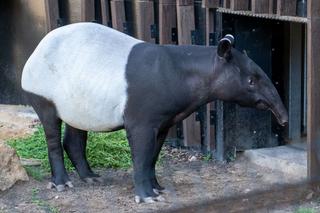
top-left (110, 0), bottom-right (126, 32)
top-left (133, 0), bottom-right (155, 43)
top-left (205, 8), bottom-right (216, 152)
top-left (159, 0), bottom-right (177, 45)
top-left (80, 0), bottom-right (95, 22)
top-left (251, 0), bottom-right (270, 14)
top-left (230, 0), bottom-right (249, 11)
top-left (277, 0), bottom-right (297, 16)
top-left (101, 0), bottom-right (111, 26)
top-left (307, 0), bottom-right (320, 181)
top-left (44, 0), bottom-right (60, 32)
top-left (176, 0), bottom-right (201, 148)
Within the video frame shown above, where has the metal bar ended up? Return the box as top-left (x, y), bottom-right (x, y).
top-left (288, 22), bottom-right (302, 143)
top-left (216, 7), bottom-right (308, 23)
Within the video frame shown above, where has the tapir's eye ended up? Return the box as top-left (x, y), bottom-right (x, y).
top-left (248, 78), bottom-right (255, 86)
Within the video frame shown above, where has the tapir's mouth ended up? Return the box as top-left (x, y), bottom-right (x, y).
top-left (256, 100), bottom-right (287, 127)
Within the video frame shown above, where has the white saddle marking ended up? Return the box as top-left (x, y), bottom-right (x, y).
top-left (22, 23), bottom-right (143, 131)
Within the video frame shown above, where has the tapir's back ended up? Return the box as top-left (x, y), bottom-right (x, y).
top-left (21, 23), bottom-right (143, 131)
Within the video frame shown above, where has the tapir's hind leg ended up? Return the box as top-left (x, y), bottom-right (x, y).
top-left (63, 124), bottom-right (102, 183)
top-left (25, 92), bottom-right (72, 191)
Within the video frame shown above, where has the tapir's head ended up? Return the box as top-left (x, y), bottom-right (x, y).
top-left (212, 35), bottom-right (288, 126)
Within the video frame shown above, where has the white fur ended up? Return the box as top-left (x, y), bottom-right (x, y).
top-left (21, 23), bottom-right (143, 131)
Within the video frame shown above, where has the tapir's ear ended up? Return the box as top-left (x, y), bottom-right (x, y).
top-left (217, 34), bottom-right (234, 59)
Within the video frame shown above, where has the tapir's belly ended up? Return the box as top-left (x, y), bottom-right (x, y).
top-left (53, 72), bottom-right (127, 131)
top-left (21, 23), bottom-right (142, 131)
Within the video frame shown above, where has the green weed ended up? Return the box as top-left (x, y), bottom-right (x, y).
top-left (295, 208), bottom-right (316, 213)
top-left (7, 125), bottom-right (132, 177)
top-left (31, 188), bottom-right (60, 213)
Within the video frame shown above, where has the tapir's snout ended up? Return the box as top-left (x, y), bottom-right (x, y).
top-left (270, 103), bottom-right (288, 127)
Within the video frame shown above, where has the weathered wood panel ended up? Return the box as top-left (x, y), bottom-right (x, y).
top-left (159, 0), bottom-right (177, 44)
top-left (307, 0), bottom-right (320, 181)
top-left (251, 0), bottom-right (270, 14)
top-left (176, 0), bottom-right (201, 147)
top-left (277, 0), bottom-right (297, 16)
top-left (223, 0), bottom-right (230, 8)
top-left (44, 0), bottom-right (59, 32)
top-left (202, 0), bottom-right (220, 8)
top-left (101, 0), bottom-right (111, 26)
top-left (230, 0), bottom-right (249, 11)
top-left (177, 0), bottom-right (194, 6)
top-left (80, 0), bottom-right (95, 21)
top-left (110, 0), bottom-right (126, 32)
top-left (176, 1), bottom-right (195, 45)
top-left (133, 0), bottom-right (155, 42)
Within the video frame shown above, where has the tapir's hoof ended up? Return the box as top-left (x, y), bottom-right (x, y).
top-left (134, 195), bottom-right (165, 204)
top-left (47, 181), bottom-right (74, 192)
top-left (83, 176), bottom-right (104, 184)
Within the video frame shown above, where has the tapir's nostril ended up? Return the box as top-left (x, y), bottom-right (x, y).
top-left (280, 121), bottom-right (288, 127)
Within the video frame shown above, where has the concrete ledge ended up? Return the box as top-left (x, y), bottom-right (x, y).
top-left (244, 144), bottom-right (307, 180)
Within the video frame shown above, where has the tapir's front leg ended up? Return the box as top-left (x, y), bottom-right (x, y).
top-left (150, 129), bottom-right (168, 194)
top-left (126, 125), bottom-right (165, 203)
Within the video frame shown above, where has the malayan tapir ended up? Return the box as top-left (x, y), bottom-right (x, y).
top-left (21, 22), bottom-right (288, 203)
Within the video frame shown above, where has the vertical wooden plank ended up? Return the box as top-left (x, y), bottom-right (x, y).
top-left (223, 0), bottom-right (230, 8)
top-left (133, 0), bottom-right (155, 43)
top-left (159, 0), bottom-right (177, 44)
top-left (81, 0), bottom-right (95, 21)
top-left (205, 8), bottom-right (215, 152)
top-left (251, 0), bottom-right (270, 13)
top-left (101, 0), bottom-right (111, 26)
top-left (230, 0), bottom-right (249, 11)
top-left (269, 0), bottom-right (274, 14)
top-left (277, 0), bottom-right (297, 16)
top-left (202, 0), bottom-right (220, 8)
top-left (110, 0), bottom-right (126, 32)
top-left (307, 0), bottom-right (320, 181)
top-left (44, 0), bottom-right (60, 32)
top-left (159, 0), bottom-right (178, 141)
top-left (176, 1), bottom-right (195, 45)
top-left (177, 0), bottom-right (201, 148)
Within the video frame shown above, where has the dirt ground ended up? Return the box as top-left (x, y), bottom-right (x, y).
top-left (0, 104), bottom-right (319, 213)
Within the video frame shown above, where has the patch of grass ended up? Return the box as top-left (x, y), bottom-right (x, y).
top-left (7, 125), bottom-right (132, 176)
top-left (203, 153), bottom-right (212, 162)
top-left (295, 208), bottom-right (316, 213)
top-left (31, 188), bottom-right (60, 213)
